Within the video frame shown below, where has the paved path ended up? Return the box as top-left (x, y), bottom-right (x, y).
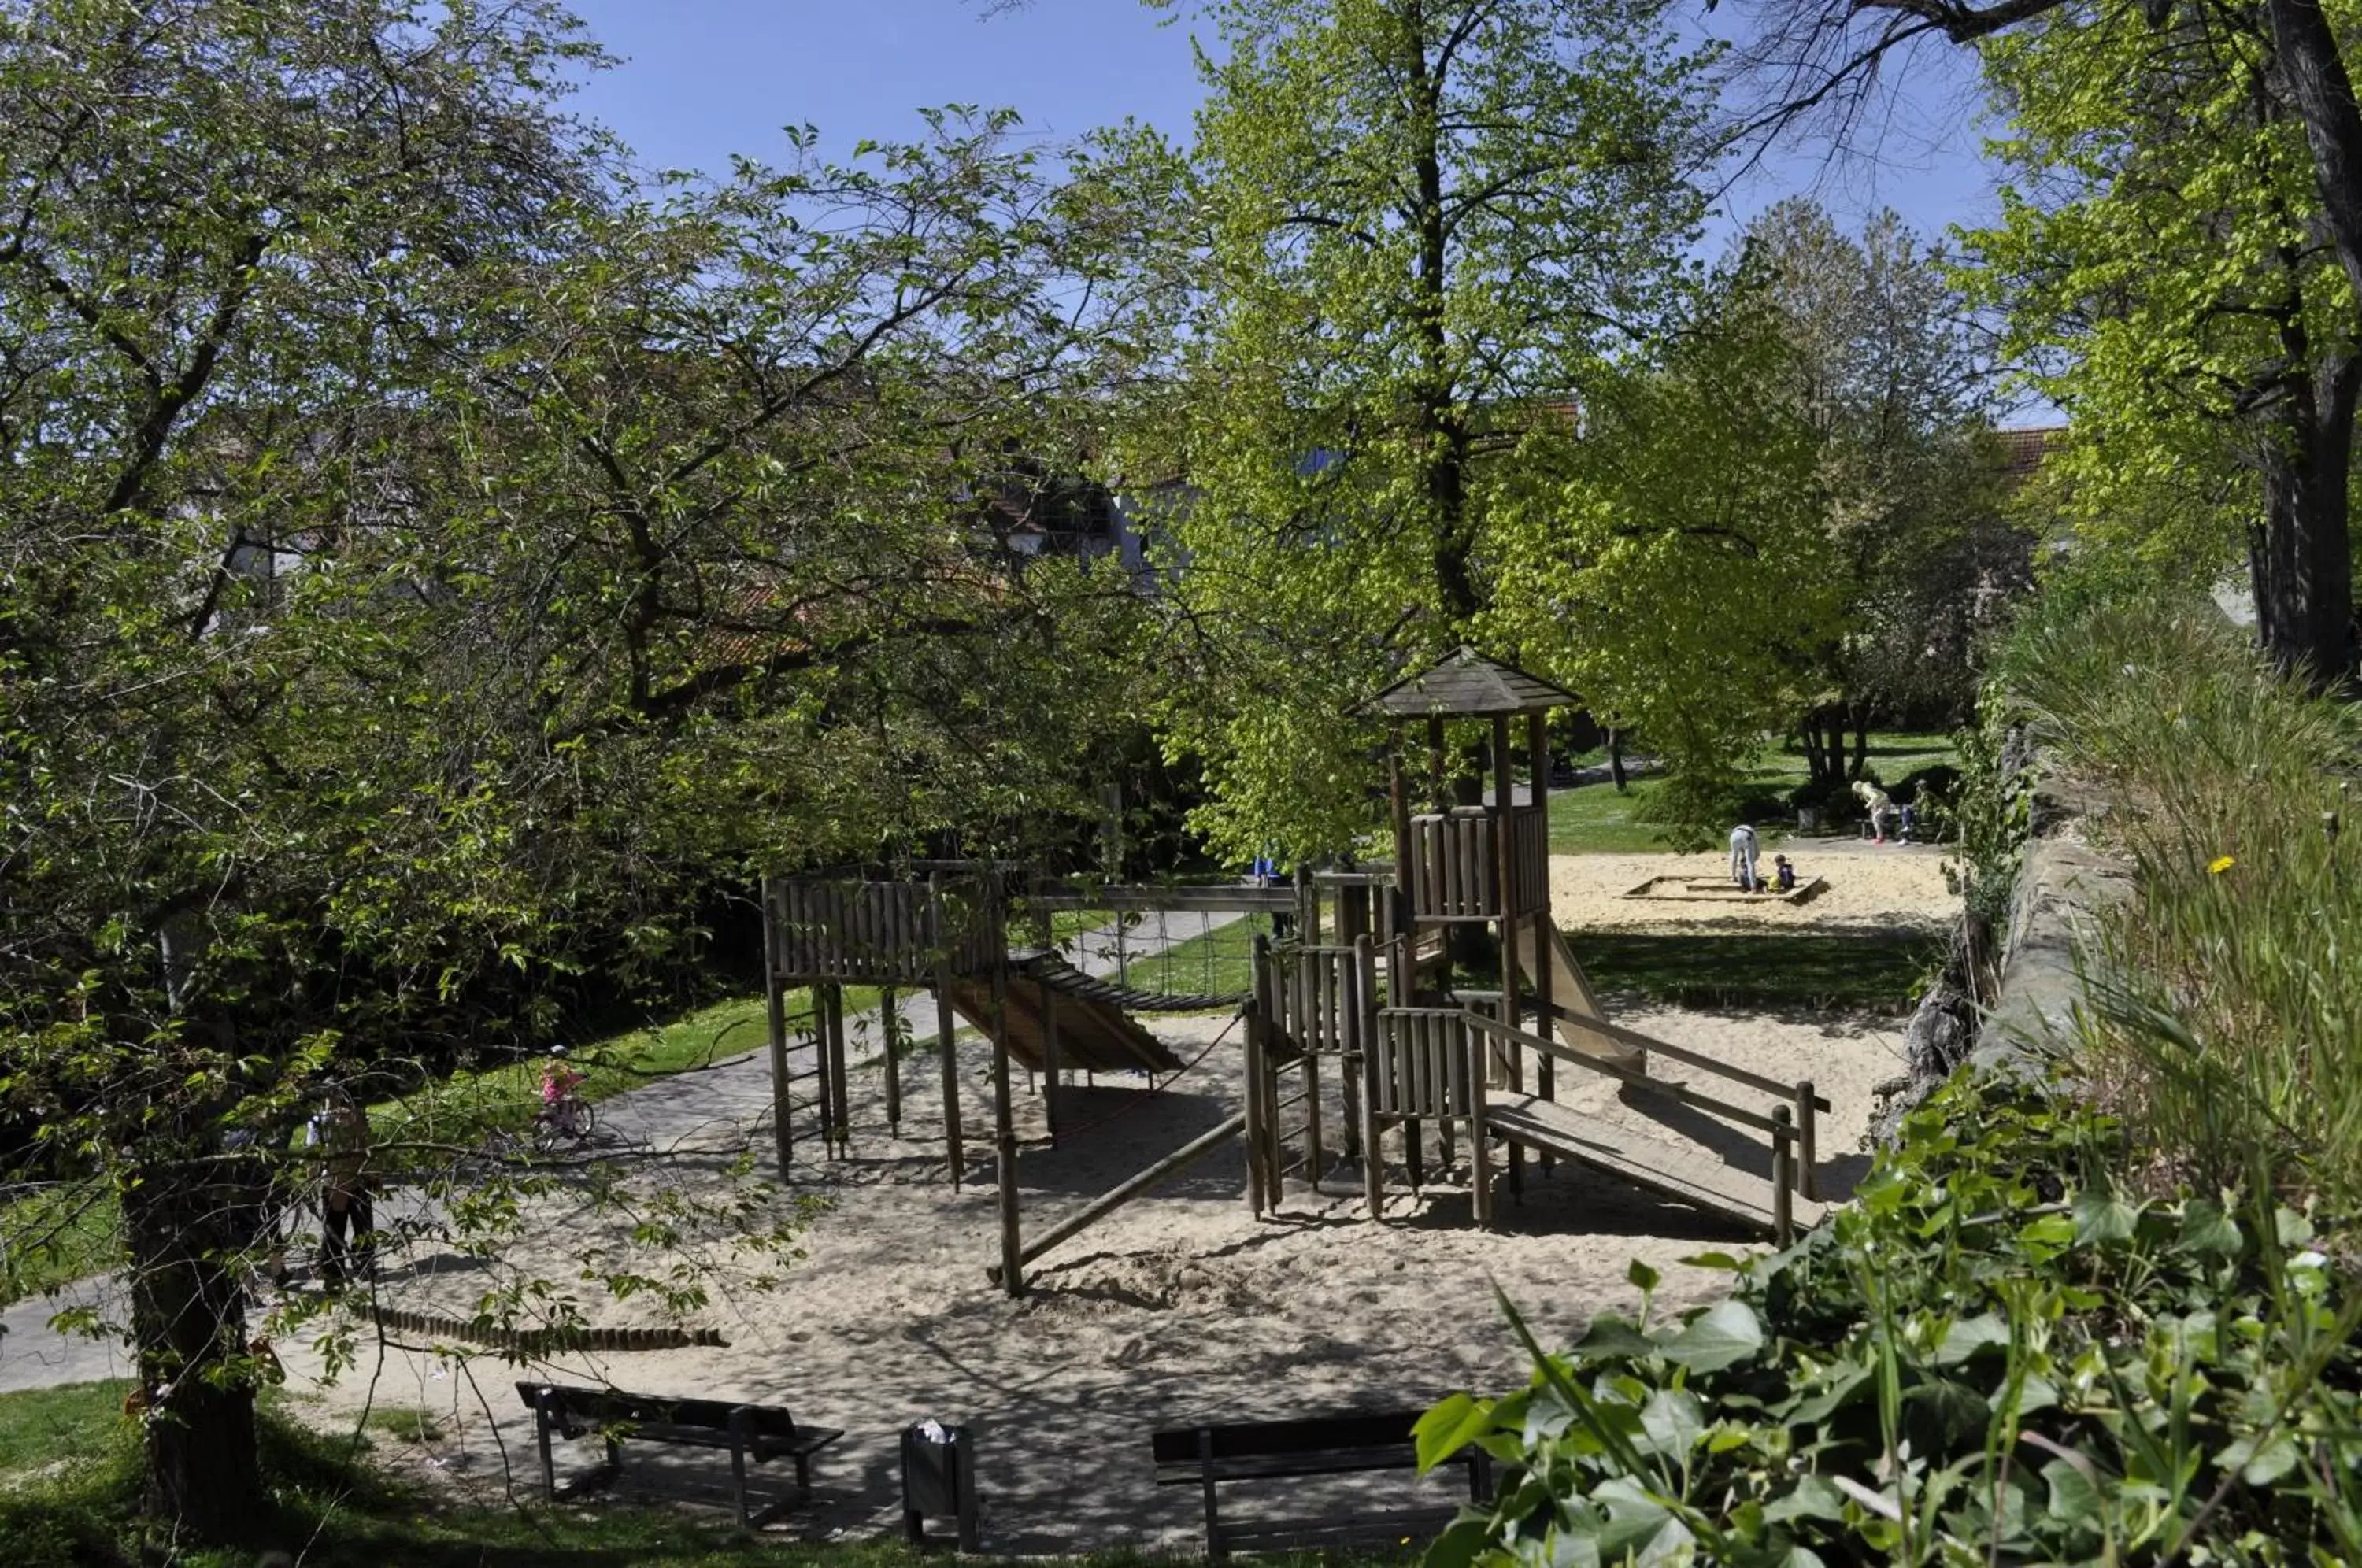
top-left (0, 900), bottom-right (1253, 1392)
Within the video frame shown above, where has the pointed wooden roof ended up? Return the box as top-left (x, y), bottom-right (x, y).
top-left (1359, 646), bottom-right (1577, 718)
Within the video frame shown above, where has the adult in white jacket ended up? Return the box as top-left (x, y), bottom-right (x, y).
top-left (1727, 823), bottom-right (1760, 890)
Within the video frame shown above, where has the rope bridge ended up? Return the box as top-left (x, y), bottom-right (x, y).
top-left (1014, 950), bottom-right (1249, 1014)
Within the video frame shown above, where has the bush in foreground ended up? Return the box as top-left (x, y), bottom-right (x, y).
top-left (1425, 1073), bottom-right (2362, 1564)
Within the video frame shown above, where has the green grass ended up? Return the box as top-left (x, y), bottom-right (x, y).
top-left (1572, 930), bottom-right (1942, 1013)
top-left (0, 1182), bottom-right (123, 1310)
top-left (1548, 732), bottom-right (1960, 854)
top-left (1, 986), bottom-right (894, 1308)
top-left (372, 984), bottom-right (884, 1149)
top-left (0, 1381), bottom-right (1393, 1567)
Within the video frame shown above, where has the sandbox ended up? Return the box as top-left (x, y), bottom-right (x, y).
top-left (1623, 874), bottom-right (1827, 904)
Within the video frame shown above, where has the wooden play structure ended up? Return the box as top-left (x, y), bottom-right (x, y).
top-left (1238, 649), bottom-right (1827, 1247)
top-left (761, 650), bottom-right (1831, 1300)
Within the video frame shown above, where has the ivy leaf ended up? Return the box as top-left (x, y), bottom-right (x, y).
top-left (1678, 1251), bottom-right (1747, 1271)
top-left (1655, 1300), bottom-right (1764, 1373)
top-left (1786, 1361), bottom-right (1874, 1424)
top-left (2222, 1432), bottom-right (2301, 1485)
top-left (1638, 1388), bottom-right (1705, 1458)
top-left (2178, 1200), bottom-right (2244, 1259)
top-left (2071, 1187), bottom-right (2142, 1245)
top-left (1571, 1315), bottom-right (1658, 1361)
top-left (1932, 1312), bottom-right (2012, 1366)
top-left (1901, 1377), bottom-right (1991, 1457)
top-left (1415, 1392), bottom-right (1494, 1472)
top-left (2042, 1455), bottom-right (2108, 1529)
top-left (1762, 1472), bottom-right (1847, 1523)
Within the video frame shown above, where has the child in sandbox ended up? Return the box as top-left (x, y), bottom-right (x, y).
top-left (1773, 854), bottom-right (1797, 893)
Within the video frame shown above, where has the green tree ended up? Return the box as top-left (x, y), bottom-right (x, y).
top-left (1742, 0), bottom-right (2362, 684)
top-left (1742, 200), bottom-right (2023, 782)
top-left (1483, 276), bottom-right (1848, 838)
top-left (1135, 0), bottom-right (1714, 861)
top-left (0, 1), bottom-right (1168, 1540)
top-left (1960, 0), bottom-right (2359, 664)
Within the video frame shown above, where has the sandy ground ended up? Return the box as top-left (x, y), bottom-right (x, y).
top-left (1555, 838), bottom-right (1958, 937)
top-left (235, 845), bottom-right (1960, 1551)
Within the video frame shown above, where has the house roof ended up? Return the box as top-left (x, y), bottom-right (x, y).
top-left (1359, 646), bottom-right (1578, 718)
top-left (1996, 425), bottom-right (2066, 487)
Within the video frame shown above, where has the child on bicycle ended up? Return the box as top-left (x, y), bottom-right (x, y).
top-left (539, 1047), bottom-right (584, 1128)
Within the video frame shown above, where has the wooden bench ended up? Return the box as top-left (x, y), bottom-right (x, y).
top-left (516, 1381), bottom-right (842, 1528)
top-left (1151, 1410), bottom-right (1490, 1558)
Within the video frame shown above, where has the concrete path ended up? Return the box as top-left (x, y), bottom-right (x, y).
top-left (0, 899), bottom-right (1254, 1392)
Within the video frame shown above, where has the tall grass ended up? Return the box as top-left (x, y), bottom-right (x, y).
top-left (2003, 595), bottom-right (2362, 1213)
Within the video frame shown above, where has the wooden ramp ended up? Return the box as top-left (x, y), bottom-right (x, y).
top-left (1483, 1090), bottom-right (1824, 1237)
top-left (946, 974), bottom-right (1184, 1076)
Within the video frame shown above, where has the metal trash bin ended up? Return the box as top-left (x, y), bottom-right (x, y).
top-left (900, 1421), bottom-right (979, 1550)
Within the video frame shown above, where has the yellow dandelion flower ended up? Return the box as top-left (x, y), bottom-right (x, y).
top-left (2208, 855), bottom-right (2236, 875)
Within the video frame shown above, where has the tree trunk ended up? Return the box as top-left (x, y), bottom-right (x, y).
top-left (1608, 729), bottom-right (1627, 791)
top-left (123, 1148), bottom-right (265, 1539)
top-left (1848, 713), bottom-right (1871, 781)
top-left (2251, 355), bottom-right (2361, 688)
top-left (1800, 708), bottom-right (1851, 787)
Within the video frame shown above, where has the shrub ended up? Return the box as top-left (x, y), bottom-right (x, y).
top-left (1422, 1071), bottom-right (2362, 1565)
top-left (2004, 593), bottom-right (2362, 1214)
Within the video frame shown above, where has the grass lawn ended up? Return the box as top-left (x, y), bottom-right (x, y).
top-left (0, 1381), bottom-right (1377, 1568)
top-left (1572, 929), bottom-right (1943, 1014)
top-left (1548, 731), bottom-right (1960, 854)
top-left (2, 985), bottom-right (890, 1309)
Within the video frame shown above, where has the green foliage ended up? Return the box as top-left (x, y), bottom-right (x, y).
top-left (1963, 2), bottom-right (2356, 597)
top-left (1134, 0), bottom-right (1714, 863)
top-left (1425, 1071), bottom-right (2362, 1565)
top-left (2003, 592), bottom-right (2362, 1215)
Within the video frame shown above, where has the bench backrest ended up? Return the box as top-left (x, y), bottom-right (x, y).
top-left (1150, 1411), bottom-right (1428, 1466)
top-left (517, 1381), bottom-right (799, 1440)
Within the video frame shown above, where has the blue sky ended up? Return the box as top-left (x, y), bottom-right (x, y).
top-left (564, 0), bottom-right (2006, 257)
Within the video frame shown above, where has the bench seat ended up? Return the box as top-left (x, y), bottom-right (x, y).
top-left (1152, 1410), bottom-right (1486, 1558)
top-left (518, 1381), bottom-right (842, 1528)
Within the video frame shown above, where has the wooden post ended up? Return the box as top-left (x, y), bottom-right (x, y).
top-left (1772, 1105), bottom-right (1795, 1245)
top-left (1386, 734), bottom-right (1423, 1187)
top-left (761, 878), bottom-right (792, 1178)
top-left (1466, 1017), bottom-right (1492, 1230)
top-left (1353, 934), bottom-right (1383, 1220)
top-left (1246, 936), bottom-right (1272, 1215)
top-left (1494, 712), bottom-right (1523, 1203)
top-left (827, 982), bottom-right (852, 1156)
top-left (931, 878), bottom-right (964, 1191)
top-left (881, 986), bottom-right (901, 1136)
top-left (814, 982), bottom-right (840, 1158)
top-left (1041, 981), bottom-right (1062, 1148)
top-left (1296, 949), bottom-right (1324, 1193)
top-left (1795, 1079), bottom-right (1818, 1202)
top-left (992, 954), bottom-right (1022, 1296)
top-left (1527, 711), bottom-right (1557, 1177)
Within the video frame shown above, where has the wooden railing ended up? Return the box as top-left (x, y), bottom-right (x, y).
top-left (765, 875), bottom-right (1000, 984)
top-left (1405, 805), bottom-right (1548, 920)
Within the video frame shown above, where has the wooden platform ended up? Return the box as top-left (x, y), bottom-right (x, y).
top-left (1482, 1091), bottom-right (1823, 1237)
top-left (946, 974), bottom-right (1184, 1077)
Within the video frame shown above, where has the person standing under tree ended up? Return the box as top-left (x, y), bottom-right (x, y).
top-left (315, 1093), bottom-right (374, 1286)
top-left (1728, 822), bottom-right (1761, 891)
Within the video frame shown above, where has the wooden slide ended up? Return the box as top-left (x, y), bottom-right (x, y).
top-left (1512, 920), bottom-right (1646, 1067)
